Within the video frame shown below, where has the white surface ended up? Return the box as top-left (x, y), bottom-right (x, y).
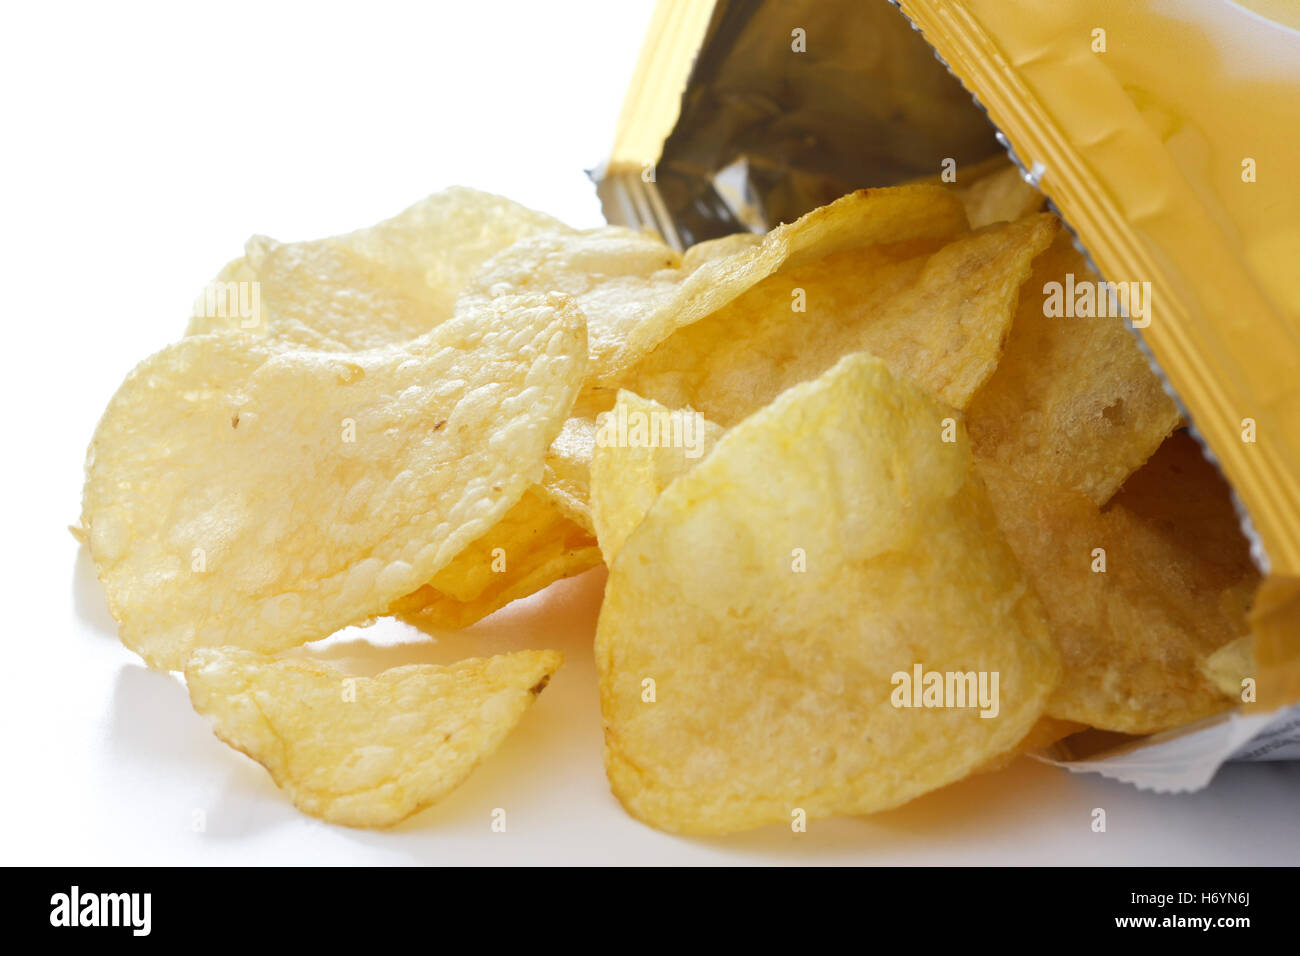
top-left (2, 0), bottom-right (1297, 866)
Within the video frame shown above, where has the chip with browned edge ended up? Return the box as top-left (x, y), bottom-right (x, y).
top-left (186, 647), bottom-right (561, 827)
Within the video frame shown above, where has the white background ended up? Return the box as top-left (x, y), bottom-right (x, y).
top-left (2, 0), bottom-right (1297, 865)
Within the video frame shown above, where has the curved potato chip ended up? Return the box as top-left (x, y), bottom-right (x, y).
top-left (967, 232), bottom-right (1180, 504)
top-left (187, 188), bottom-right (569, 349)
top-left (457, 226), bottom-right (684, 378)
top-left (186, 646), bottom-right (561, 828)
top-left (590, 391), bottom-right (723, 562)
top-left (83, 293), bottom-right (586, 670)
top-left (626, 214), bottom-right (1058, 425)
top-left (979, 438), bottom-right (1258, 734)
top-left (606, 186), bottom-right (969, 381)
top-left (597, 353), bottom-right (1059, 834)
top-left (909, 155), bottom-right (1045, 228)
top-left (452, 187), bottom-right (968, 540)
top-left (460, 186), bottom-right (968, 392)
top-left (680, 232), bottom-right (763, 271)
top-left (391, 487), bottom-right (601, 629)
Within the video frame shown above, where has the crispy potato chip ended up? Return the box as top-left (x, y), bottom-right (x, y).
top-left (462, 186), bottom-right (967, 393)
top-left (955, 163), bottom-right (1047, 228)
top-left (625, 215), bottom-right (1058, 425)
top-left (590, 391), bottom-right (724, 562)
top-left (457, 226), bottom-right (684, 379)
top-left (541, 416), bottom-right (600, 531)
top-left (187, 188), bottom-right (569, 348)
top-left (680, 232), bottom-right (763, 271)
top-left (186, 646), bottom-right (561, 827)
top-left (184, 191), bottom-right (593, 631)
top-left (401, 411), bottom-right (600, 630)
top-left (967, 232), bottom-right (1180, 504)
top-left (979, 439), bottom-right (1259, 734)
top-left (390, 487), bottom-right (601, 629)
top-left (1200, 635), bottom-right (1254, 702)
top-left (451, 187), bottom-right (967, 538)
top-left (382, 191), bottom-right (967, 632)
top-left (597, 353), bottom-right (1059, 834)
top-left (605, 186), bottom-right (968, 381)
top-left (910, 155), bottom-right (1045, 228)
top-left (83, 293), bottom-right (586, 670)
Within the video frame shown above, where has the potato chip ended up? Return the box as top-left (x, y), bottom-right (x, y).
top-left (590, 391), bottom-right (724, 562)
top-left (390, 487), bottom-right (601, 629)
top-left (540, 416), bottom-right (600, 531)
top-left (442, 187), bottom-right (967, 545)
top-left (82, 293), bottom-right (586, 670)
top-left (1200, 635), bottom-right (1254, 702)
top-left (395, 412), bottom-right (604, 630)
top-left (955, 162), bottom-right (1047, 228)
top-left (597, 353), bottom-right (1059, 834)
top-left (910, 155), bottom-right (1045, 228)
top-left (623, 214), bottom-right (1058, 426)
top-left (456, 226), bottom-right (684, 379)
top-left (680, 232), bottom-right (763, 271)
top-left (979, 441), bottom-right (1259, 734)
top-left (187, 188), bottom-right (569, 349)
top-left (606, 186), bottom-right (970, 382)
top-left (327, 189), bottom-right (963, 630)
top-left (967, 232), bottom-right (1180, 504)
top-left (186, 646), bottom-right (561, 827)
top-left (461, 186), bottom-right (967, 393)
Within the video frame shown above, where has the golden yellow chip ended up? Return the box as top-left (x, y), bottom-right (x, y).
top-left (541, 416), bottom-right (600, 531)
top-left (680, 232), bottom-right (763, 271)
top-left (605, 185), bottom-right (969, 382)
top-left (186, 646), bottom-right (562, 827)
top-left (391, 487), bottom-right (601, 629)
top-left (909, 155), bottom-right (1045, 228)
top-left (625, 214), bottom-right (1058, 425)
top-left (82, 293), bottom-right (586, 670)
top-left (597, 353), bottom-right (1059, 834)
top-left (967, 232), bottom-right (1180, 504)
top-left (456, 226), bottom-right (684, 380)
top-left (1200, 635), bottom-right (1254, 702)
top-left (464, 186), bottom-right (967, 394)
top-left (448, 187), bottom-right (967, 539)
top-left (979, 437), bottom-right (1259, 734)
top-left (187, 188), bottom-right (569, 348)
top-left (955, 162), bottom-right (1047, 228)
top-left (590, 391), bottom-right (724, 562)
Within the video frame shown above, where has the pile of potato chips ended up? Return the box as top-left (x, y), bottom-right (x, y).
top-left (79, 162), bottom-right (1259, 833)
